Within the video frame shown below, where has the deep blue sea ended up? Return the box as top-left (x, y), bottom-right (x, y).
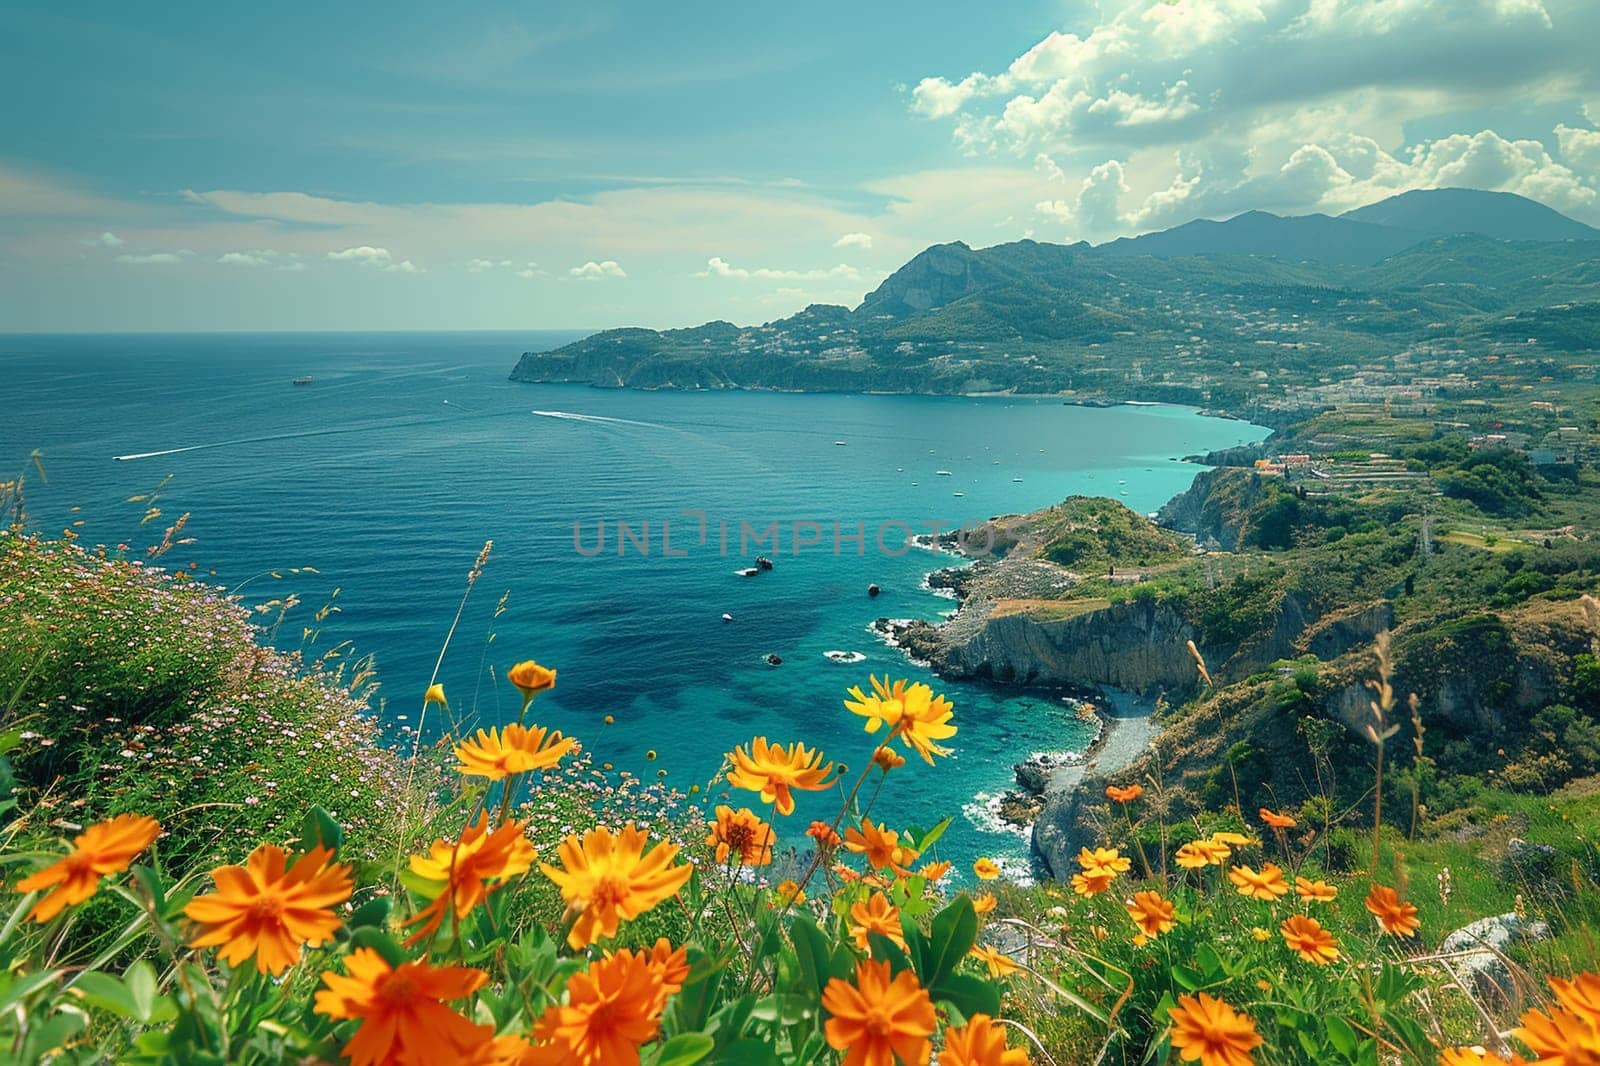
top-left (2, 331), bottom-right (1266, 876)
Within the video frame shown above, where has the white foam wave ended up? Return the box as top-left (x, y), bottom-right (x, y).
top-left (531, 409), bottom-right (663, 429)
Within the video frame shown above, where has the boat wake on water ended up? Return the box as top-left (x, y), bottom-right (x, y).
top-left (112, 416), bottom-right (452, 461)
top-left (530, 409), bottom-right (665, 429)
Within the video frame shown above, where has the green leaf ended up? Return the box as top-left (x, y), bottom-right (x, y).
top-left (347, 896), bottom-right (392, 931)
top-left (1325, 1016), bottom-right (1359, 1058)
top-left (866, 932), bottom-right (913, 975)
top-left (923, 895), bottom-right (977, 986)
top-left (348, 927), bottom-right (407, 969)
top-left (0, 968), bottom-right (65, 1014)
top-left (747, 994), bottom-right (815, 1027)
top-left (713, 1040), bottom-right (781, 1066)
top-left (19, 1011), bottom-right (86, 1064)
top-left (69, 972), bottom-right (143, 1019)
top-left (929, 973), bottom-right (1000, 1019)
top-left (298, 806), bottom-right (344, 857)
top-left (653, 1033), bottom-right (714, 1066)
top-left (914, 817), bottom-right (953, 853)
top-left (126, 960), bottom-right (160, 1023)
top-left (787, 917), bottom-right (831, 997)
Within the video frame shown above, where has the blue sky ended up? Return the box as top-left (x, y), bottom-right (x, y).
top-left (3, 0), bottom-right (1598, 331)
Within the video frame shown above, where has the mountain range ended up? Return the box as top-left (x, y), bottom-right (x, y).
top-left (511, 189), bottom-right (1600, 400)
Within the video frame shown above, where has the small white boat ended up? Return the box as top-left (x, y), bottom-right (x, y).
top-left (935, 470), bottom-right (953, 476)
top-left (834, 441), bottom-right (848, 446)
top-left (735, 567), bottom-right (759, 577)
top-left (721, 613), bottom-right (733, 623)
top-left (953, 492), bottom-right (965, 497)
top-left (1012, 477), bottom-right (1024, 483)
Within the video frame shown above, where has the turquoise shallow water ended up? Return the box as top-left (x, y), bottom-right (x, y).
top-left (2, 331), bottom-right (1267, 876)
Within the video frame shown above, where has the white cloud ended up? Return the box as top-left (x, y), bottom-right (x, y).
top-left (569, 259), bottom-right (626, 280)
top-left (217, 249), bottom-right (301, 268)
top-left (911, 0), bottom-right (1600, 236)
top-left (81, 231), bottom-right (123, 248)
top-left (115, 251), bottom-right (189, 265)
top-left (695, 257), bottom-right (862, 281)
top-left (467, 258), bottom-right (511, 272)
top-left (328, 245), bottom-right (422, 273)
top-left (833, 232), bottom-right (873, 249)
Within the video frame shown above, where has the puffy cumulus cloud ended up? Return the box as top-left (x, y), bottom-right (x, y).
top-left (833, 232), bottom-right (873, 249)
top-left (218, 249), bottom-right (304, 270)
top-left (467, 258), bottom-right (543, 277)
top-left (115, 251), bottom-right (190, 265)
top-left (695, 257), bottom-right (863, 281)
top-left (327, 245), bottom-right (422, 272)
top-left (569, 259), bottom-right (626, 280)
top-left (912, 0), bottom-right (1600, 235)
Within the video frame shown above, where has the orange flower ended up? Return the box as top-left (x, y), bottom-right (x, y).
top-left (1106, 784), bottom-right (1144, 804)
top-left (848, 892), bottom-right (907, 950)
top-left (969, 943), bottom-right (1019, 978)
top-left (774, 879), bottom-right (807, 906)
top-left (1210, 831), bottom-right (1255, 848)
top-left (184, 844), bottom-right (353, 974)
top-left (1228, 863), bottom-right (1289, 902)
top-left (1279, 914), bottom-right (1339, 965)
top-left (1259, 808), bottom-right (1296, 829)
top-left (1438, 1049), bottom-right (1511, 1065)
top-left (454, 724), bottom-right (577, 781)
top-left (1552, 972), bottom-right (1600, 1023)
top-left (941, 1013), bottom-right (1030, 1066)
top-left (1125, 890), bottom-right (1176, 938)
top-left (540, 823), bottom-right (693, 948)
top-left (533, 948), bottom-right (667, 1065)
top-left (17, 813), bottom-right (160, 922)
top-left (1364, 884), bottom-right (1420, 938)
top-left (973, 857), bottom-right (1001, 881)
top-left (874, 747), bottom-right (907, 771)
top-left (843, 819), bottom-right (918, 873)
top-left (822, 959), bottom-right (936, 1066)
top-left (640, 937), bottom-right (689, 995)
top-left (314, 948), bottom-right (491, 1066)
top-left (916, 860), bottom-right (952, 881)
top-left (405, 813), bottom-right (534, 945)
top-left (506, 659), bottom-right (557, 701)
top-left (1168, 992), bottom-right (1263, 1066)
top-left (1516, 1001), bottom-right (1600, 1065)
top-left (1294, 877), bottom-right (1337, 903)
top-left (726, 737), bottom-right (838, 815)
top-left (1072, 872), bottom-right (1114, 897)
top-left (1176, 839), bottom-right (1231, 869)
top-left (971, 892), bottom-right (998, 915)
top-left (1077, 846), bottom-right (1131, 879)
top-left (704, 806), bottom-right (776, 866)
top-left (807, 821), bottom-right (843, 850)
top-left (844, 675), bottom-right (957, 763)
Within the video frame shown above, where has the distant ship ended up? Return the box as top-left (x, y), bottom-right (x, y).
top-left (292, 376), bottom-right (314, 386)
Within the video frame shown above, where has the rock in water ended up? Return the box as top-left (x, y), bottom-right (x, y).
top-left (766, 653), bottom-right (782, 666)
top-left (868, 583), bottom-right (881, 597)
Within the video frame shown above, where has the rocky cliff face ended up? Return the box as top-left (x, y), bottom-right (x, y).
top-left (1155, 467), bottom-right (1267, 551)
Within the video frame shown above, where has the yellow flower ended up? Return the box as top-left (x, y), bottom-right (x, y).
top-left (1176, 839), bottom-right (1231, 869)
top-left (424, 683), bottom-right (448, 706)
top-left (506, 660), bottom-right (556, 702)
top-left (404, 814), bottom-right (534, 945)
top-left (1125, 890), bottom-right (1176, 938)
top-left (1364, 884), bottom-right (1421, 938)
top-left (1210, 831), bottom-right (1254, 848)
top-left (1228, 863), bottom-right (1289, 902)
top-left (17, 813), bottom-right (161, 923)
top-left (1076, 846), bottom-right (1131, 878)
top-left (941, 1013), bottom-right (1031, 1066)
top-left (454, 723), bottom-right (577, 780)
top-left (973, 857), bottom-right (1001, 880)
top-left (774, 880), bottom-right (807, 906)
top-left (1293, 877), bottom-right (1337, 903)
top-left (873, 746), bottom-right (907, 771)
top-left (315, 949), bottom-right (492, 1066)
top-left (1250, 927), bottom-right (1272, 942)
top-left (971, 892), bottom-right (998, 915)
top-left (843, 675), bottom-right (957, 763)
top-left (1168, 992), bottom-right (1263, 1066)
top-left (843, 819), bottom-right (918, 873)
top-left (969, 943), bottom-right (1019, 978)
top-left (822, 959), bottom-right (936, 1066)
top-left (848, 892), bottom-right (907, 950)
top-left (540, 823), bottom-right (693, 949)
top-left (1072, 872), bottom-right (1114, 897)
top-left (1280, 914), bottom-right (1339, 965)
top-left (726, 737), bottom-right (838, 816)
top-left (704, 806), bottom-right (776, 867)
top-left (185, 844), bottom-right (353, 975)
